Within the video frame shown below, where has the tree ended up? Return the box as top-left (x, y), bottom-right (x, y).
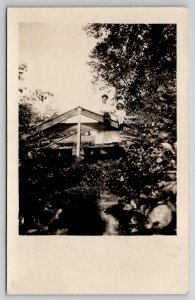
top-left (83, 24), bottom-right (177, 234)
top-left (18, 64), bottom-right (57, 134)
top-left (83, 24), bottom-right (176, 125)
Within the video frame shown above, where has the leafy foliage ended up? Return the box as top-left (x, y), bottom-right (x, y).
top-left (18, 64), bottom-right (57, 134)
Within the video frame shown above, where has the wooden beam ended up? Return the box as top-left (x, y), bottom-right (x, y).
top-left (43, 132), bottom-right (75, 149)
top-left (42, 144), bottom-right (121, 151)
top-left (81, 107), bottom-right (119, 129)
top-left (76, 107), bottom-right (81, 157)
top-left (120, 134), bottom-right (138, 139)
top-left (83, 143), bottom-right (120, 149)
top-left (125, 115), bottom-right (140, 119)
top-left (20, 108), bottom-right (78, 140)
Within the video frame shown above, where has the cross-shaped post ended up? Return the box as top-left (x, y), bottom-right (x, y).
top-left (76, 106), bottom-right (81, 157)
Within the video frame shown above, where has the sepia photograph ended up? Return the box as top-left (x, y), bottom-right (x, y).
top-left (7, 7), bottom-right (189, 294)
top-left (18, 22), bottom-right (177, 236)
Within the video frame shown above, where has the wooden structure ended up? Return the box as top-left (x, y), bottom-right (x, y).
top-left (21, 106), bottom-right (138, 157)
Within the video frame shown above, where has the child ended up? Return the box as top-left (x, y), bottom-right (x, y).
top-left (114, 100), bottom-right (126, 129)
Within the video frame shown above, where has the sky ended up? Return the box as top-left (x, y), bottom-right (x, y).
top-left (19, 23), bottom-right (115, 117)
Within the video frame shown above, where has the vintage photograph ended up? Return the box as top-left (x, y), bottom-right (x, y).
top-left (18, 23), bottom-right (177, 236)
top-left (7, 7), bottom-right (189, 294)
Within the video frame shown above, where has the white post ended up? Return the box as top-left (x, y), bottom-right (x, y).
top-left (76, 107), bottom-right (81, 157)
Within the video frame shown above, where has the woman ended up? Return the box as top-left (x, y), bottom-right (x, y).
top-left (95, 95), bottom-right (121, 145)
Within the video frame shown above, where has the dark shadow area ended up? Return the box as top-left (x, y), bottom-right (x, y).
top-left (52, 190), bottom-right (106, 235)
top-left (19, 157), bottom-right (107, 235)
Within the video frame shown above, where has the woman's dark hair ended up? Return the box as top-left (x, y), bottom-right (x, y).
top-left (116, 103), bottom-right (124, 110)
top-left (102, 94), bottom-right (108, 99)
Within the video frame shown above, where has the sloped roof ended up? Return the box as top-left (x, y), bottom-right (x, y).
top-left (21, 106), bottom-right (119, 140)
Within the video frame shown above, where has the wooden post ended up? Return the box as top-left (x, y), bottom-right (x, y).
top-left (76, 106), bottom-right (81, 157)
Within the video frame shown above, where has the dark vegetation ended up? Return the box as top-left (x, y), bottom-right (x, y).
top-left (19, 24), bottom-right (177, 235)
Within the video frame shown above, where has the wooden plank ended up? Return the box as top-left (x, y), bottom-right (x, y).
top-left (83, 143), bottom-right (120, 149)
top-left (20, 108), bottom-right (78, 140)
top-left (125, 115), bottom-right (140, 119)
top-left (81, 107), bottom-right (119, 129)
top-left (43, 143), bottom-right (121, 151)
top-left (43, 132), bottom-right (75, 149)
top-left (52, 146), bottom-right (73, 150)
top-left (76, 107), bottom-right (81, 157)
top-left (120, 134), bottom-right (137, 139)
